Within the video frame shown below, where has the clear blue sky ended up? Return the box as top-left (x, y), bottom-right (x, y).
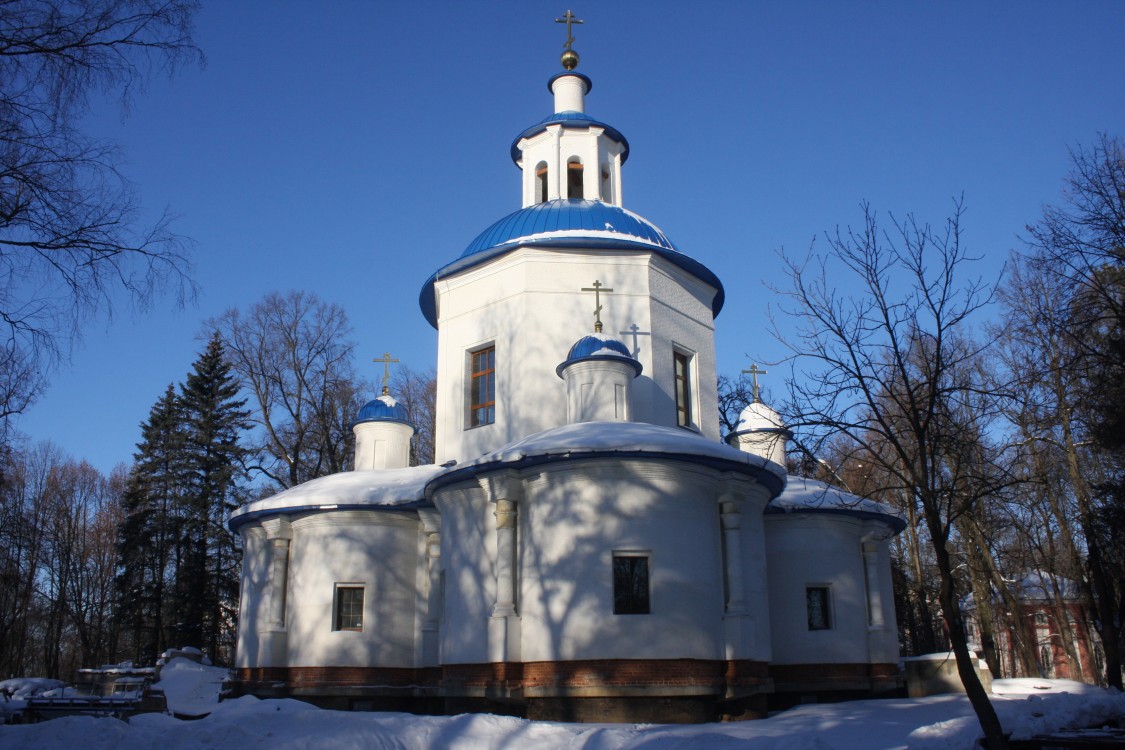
top-left (15, 1), bottom-right (1125, 475)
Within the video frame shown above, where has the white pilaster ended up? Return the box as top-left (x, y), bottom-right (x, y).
top-left (419, 509), bottom-right (442, 666)
top-left (258, 517), bottom-right (292, 667)
top-left (480, 471), bottom-right (522, 663)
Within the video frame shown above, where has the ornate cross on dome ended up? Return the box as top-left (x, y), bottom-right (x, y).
top-left (555, 10), bottom-right (583, 52)
top-left (373, 352), bottom-right (400, 395)
top-left (581, 279), bottom-right (613, 333)
top-left (742, 363), bottom-right (768, 403)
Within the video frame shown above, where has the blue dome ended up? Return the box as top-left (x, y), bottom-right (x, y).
top-left (419, 200), bottom-right (726, 328)
top-left (510, 109), bottom-right (629, 165)
top-left (567, 334), bottom-right (632, 360)
top-left (354, 395), bottom-right (412, 426)
top-left (462, 199), bottom-right (676, 257)
top-left (557, 333), bottom-right (642, 378)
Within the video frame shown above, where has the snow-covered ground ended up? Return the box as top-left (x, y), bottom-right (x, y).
top-left (2, 660), bottom-right (1122, 749)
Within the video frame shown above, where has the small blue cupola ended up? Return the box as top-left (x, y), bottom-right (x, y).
top-left (355, 392), bottom-right (412, 426)
top-left (557, 324), bottom-right (641, 424)
top-left (353, 389), bottom-right (415, 471)
top-left (556, 332), bottom-right (642, 378)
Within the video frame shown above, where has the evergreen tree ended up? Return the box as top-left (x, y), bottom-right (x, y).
top-left (116, 335), bottom-right (249, 664)
top-left (116, 385), bottom-right (189, 664)
top-left (176, 334), bottom-right (249, 660)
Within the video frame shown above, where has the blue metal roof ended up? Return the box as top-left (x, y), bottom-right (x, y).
top-left (567, 334), bottom-right (632, 360)
top-left (557, 334), bottom-right (642, 377)
top-left (510, 110), bottom-right (629, 165)
top-left (353, 396), bottom-right (412, 427)
top-left (462, 199), bottom-right (676, 257)
top-left (418, 199), bottom-right (726, 328)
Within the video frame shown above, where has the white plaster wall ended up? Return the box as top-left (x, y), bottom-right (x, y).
top-left (516, 459), bottom-right (726, 662)
top-left (764, 514), bottom-right (877, 665)
top-left (737, 492), bottom-right (774, 662)
top-left (731, 431), bottom-right (789, 468)
top-left (431, 481), bottom-right (495, 666)
top-left (517, 125), bottom-right (626, 206)
top-left (561, 358), bottom-right (635, 423)
top-left (863, 528), bottom-right (901, 664)
top-left (234, 526), bottom-right (269, 668)
top-left (433, 248), bottom-right (721, 464)
top-left (284, 510), bottom-right (421, 668)
top-left (353, 421), bottom-right (413, 471)
top-left (647, 258), bottom-right (720, 440)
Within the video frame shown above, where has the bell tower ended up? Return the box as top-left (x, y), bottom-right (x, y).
top-left (513, 11), bottom-right (628, 207)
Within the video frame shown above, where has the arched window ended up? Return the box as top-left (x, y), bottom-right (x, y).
top-left (567, 159), bottom-right (583, 199)
top-left (601, 163), bottom-right (611, 202)
top-left (535, 162), bottom-right (548, 203)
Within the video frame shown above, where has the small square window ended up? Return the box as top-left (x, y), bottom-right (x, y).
top-left (469, 346), bottom-right (496, 427)
top-left (807, 586), bottom-right (832, 630)
top-left (613, 553), bottom-right (650, 615)
top-left (335, 586), bottom-right (364, 631)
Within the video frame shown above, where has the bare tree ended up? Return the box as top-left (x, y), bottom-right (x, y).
top-left (772, 200), bottom-right (1013, 748)
top-left (390, 365), bottom-right (436, 466)
top-left (0, 0), bottom-right (201, 430)
top-left (0, 442), bottom-right (122, 678)
top-left (1022, 135), bottom-right (1125, 689)
top-left (1002, 138), bottom-right (1125, 688)
top-left (206, 291), bottom-right (363, 490)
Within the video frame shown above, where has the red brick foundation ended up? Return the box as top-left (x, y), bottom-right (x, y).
top-left (768, 662), bottom-right (902, 710)
top-left (231, 659), bottom-right (895, 721)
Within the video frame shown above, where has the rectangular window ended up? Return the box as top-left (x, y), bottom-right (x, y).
top-left (335, 585), bottom-right (364, 631)
top-left (469, 346), bottom-right (496, 427)
top-left (807, 586), bottom-right (832, 630)
top-left (613, 553), bottom-right (651, 615)
top-left (673, 350), bottom-right (692, 428)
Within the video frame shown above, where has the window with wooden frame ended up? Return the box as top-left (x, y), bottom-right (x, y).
top-left (613, 552), bottom-right (651, 615)
top-left (673, 350), bottom-right (693, 428)
top-left (806, 585), bottom-right (832, 630)
top-left (567, 159), bottom-right (583, 199)
top-left (535, 161), bottom-right (549, 203)
top-left (335, 585), bottom-right (364, 631)
top-left (469, 345), bottom-right (496, 427)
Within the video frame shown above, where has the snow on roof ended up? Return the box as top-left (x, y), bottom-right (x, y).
top-left (731, 400), bottom-right (785, 432)
top-left (444, 421), bottom-right (787, 483)
top-left (228, 465), bottom-right (444, 530)
top-left (1016, 570), bottom-right (1080, 600)
top-left (767, 476), bottom-right (905, 530)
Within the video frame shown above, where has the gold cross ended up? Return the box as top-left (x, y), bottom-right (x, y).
top-left (555, 10), bottom-right (583, 51)
top-left (742, 363), bottom-right (768, 403)
top-left (373, 352), bottom-right (400, 395)
top-left (581, 279), bottom-right (613, 332)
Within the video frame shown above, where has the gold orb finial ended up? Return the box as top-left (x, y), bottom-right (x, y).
top-left (555, 10), bottom-right (584, 70)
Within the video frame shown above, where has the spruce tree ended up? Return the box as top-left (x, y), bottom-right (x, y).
top-left (177, 334), bottom-right (249, 660)
top-left (116, 384), bottom-right (189, 665)
top-left (116, 335), bottom-right (249, 664)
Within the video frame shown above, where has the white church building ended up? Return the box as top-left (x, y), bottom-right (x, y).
top-left (228, 25), bottom-right (905, 723)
